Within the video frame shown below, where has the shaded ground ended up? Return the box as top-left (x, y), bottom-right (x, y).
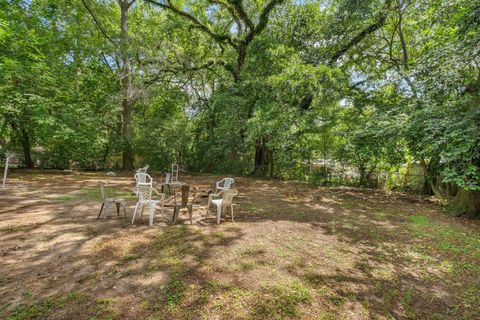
top-left (0, 170), bottom-right (479, 320)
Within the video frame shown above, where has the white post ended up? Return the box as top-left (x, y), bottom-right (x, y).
top-left (2, 156), bottom-right (9, 189)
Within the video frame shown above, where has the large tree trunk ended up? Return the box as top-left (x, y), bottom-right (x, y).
top-left (446, 189), bottom-right (480, 218)
top-left (120, 0), bottom-right (134, 170)
top-left (20, 126), bottom-right (34, 168)
top-left (252, 139), bottom-right (273, 177)
top-left (358, 165), bottom-right (366, 187)
top-left (419, 158), bottom-right (446, 203)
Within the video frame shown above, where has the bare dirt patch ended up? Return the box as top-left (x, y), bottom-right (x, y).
top-left (1, 170), bottom-right (479, 319)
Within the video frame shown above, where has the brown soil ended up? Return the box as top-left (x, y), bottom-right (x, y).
top-left (0, 170), bottom-right (479, 320)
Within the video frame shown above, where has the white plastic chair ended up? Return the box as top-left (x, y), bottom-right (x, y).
top-left (134, 173), bottom-right (153, 195)
top-left (132, 184), bottom-right (165, 226)
top-left (98, 181), bottom-right (127, 219)
top-left (206, 189), bottom-right (238, 224)
top-left (136, 165), bottom-right (149, 173)
top-left (216, 177), bottom-right (234, 193)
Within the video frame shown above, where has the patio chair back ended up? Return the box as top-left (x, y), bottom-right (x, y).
top-left (99, 181), bottom-right (114, 200)
top-left (180, 185), bottom-right (190, 206)
top-left (165, 172), bottom-right (171, 184)
top-left (136, 165), bottom-right (149, 173)
top-left (135, 173), bottom-right (152, 185)
top-left (224, 178), bottom-right (234, 189)
top-left (99, 181), bottom-right (108, 200)
top-left (222, 189), bottom-right (238, 206)
top-left (137, 184), bottom-right (153, 202)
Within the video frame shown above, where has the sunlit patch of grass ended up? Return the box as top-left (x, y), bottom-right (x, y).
top-left (95, 298), bottom-right (113, 306)
top-left (400, 288), bottom-right (417, 318)
top-left (275, 248), bottom-right (293, 258)
top-left (120, 254), bottom-right (142, 264)
top-left (0, 225), bottom-right (27, 234)
top-left (250, 281), bottom-right (312, 319)
top-left (7, 291), bottom-right (80, 320)
top-left (228, 287), bottom-right (253, 300)
top-left (292, 210), bottom-right (305, 219)
top-left (91, 297), bottom-right (118, 320)
top-left (51, 187), bottom-right (135, 203)
top-left (163, 277), bottom-right (187, 311)
top-left (242, 202), bottom-right (264, 213)
top-left (408, 215), bottom-right (480, 260)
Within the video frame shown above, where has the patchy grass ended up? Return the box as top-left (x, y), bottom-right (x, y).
top-left (163, 278), bottom-right (188, 311)
top-left (7, 291), bottom-right (80, 320)
top-left (251, 281), bottom-right (312, 319)
top-left (1, 172), bottom-right (479, 320)
top-left (51, 187), bottom-right (135, 203)
top-left (408, 215), bottom-right (480, 260)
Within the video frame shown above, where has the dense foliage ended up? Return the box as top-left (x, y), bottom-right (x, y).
top-left (1, 0), bottom-right (479, 214)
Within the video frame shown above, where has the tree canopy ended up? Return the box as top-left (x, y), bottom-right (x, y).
top-left (1, 0), bottom-right (479, 215)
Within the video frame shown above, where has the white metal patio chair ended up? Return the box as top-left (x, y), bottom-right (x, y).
top-left (131, 184), bottom-right (165, 226)
top-left (134, 173), bottom-right (153, 195)
top-left (206, 189), bottom-right (238, 224)
top-left (98, 181), bottom-right (127, 219)
top-left (215, 177), bottom-right (234, 193)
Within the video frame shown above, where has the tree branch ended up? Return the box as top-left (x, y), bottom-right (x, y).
top-left (253, 0), bottom-right (284, 37)
top-left (81, 0), bottom-right (117, 47)
top-left (144, 0), bottom-right (235, 46)
top-left (229, 0), bottom-right (254, 31)
top-left (329, 0), bottom-right (393, 64)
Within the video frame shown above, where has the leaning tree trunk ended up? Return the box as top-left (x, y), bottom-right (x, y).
top-left (446, 189), bottom-right (480, 218)
top-left (120, 0), bottom-right (134, 170)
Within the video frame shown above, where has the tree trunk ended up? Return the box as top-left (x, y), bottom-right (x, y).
top-left (358, 165), bottom-right (367, 187)
top-left (419, 158), bottom-right (446, 203)
top-left (253, 139), bottom-right (272, 177)
top-left (234, 43), bottom-right (247, 83)
top-left (267, 149), bottom-right (274, 178)
top-left (20, 126), bottom-right (34, 168)
top-left (446, 189), bottom-right (480, 218)
top-left (120, 0), bottom-right (134, 170)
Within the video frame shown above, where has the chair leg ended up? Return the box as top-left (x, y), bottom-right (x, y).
top-left (132, 203), bottom-right (139, 224)
top-left (216, 205), bottom-right (222, 224)
top-left (149, 205), bottom-right (155, 226)
top-left (206, 196), bottom-right (211, 217)
top-left (97, 203), bottom-right (105, 219)
top-left (231, 204), bottom-right (234, 222)
top-left (188, 204), bottom-right (193, 224)
top-left (116, 203), bottom-right (120, 216)
top-left (173, 206), bottom-right (179, 224)
top-left (104, 203), bottom-right (109, 220)
top-left (123, 203), bottom-right (127, 218)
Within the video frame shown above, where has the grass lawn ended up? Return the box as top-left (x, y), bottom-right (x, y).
top-left (0, 170), bottom-right (479, 319)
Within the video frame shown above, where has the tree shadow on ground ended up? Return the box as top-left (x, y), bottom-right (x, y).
top-left (1, 172), bottom-right (479, 319)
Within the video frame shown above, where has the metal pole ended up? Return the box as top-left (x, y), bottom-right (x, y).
top-left (2, 156), bottom-right (9, 189)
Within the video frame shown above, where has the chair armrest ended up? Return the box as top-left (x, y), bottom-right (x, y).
top-left (152, 187), bottom-right (165, 198)
top-left (216, 178), bottom-right (227, 188)
top-left (209, 191), bottom-right (223, 200)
